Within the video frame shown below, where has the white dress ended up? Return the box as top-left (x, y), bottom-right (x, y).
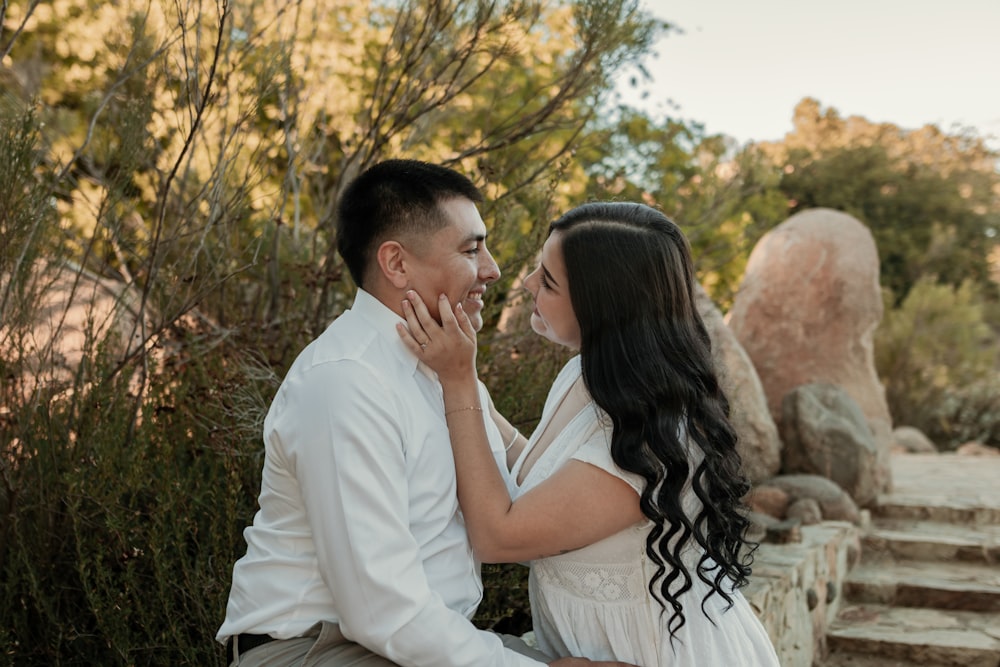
top-left (512, 357), bottom-right (780, 667)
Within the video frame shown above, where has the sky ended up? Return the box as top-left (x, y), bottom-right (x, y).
top-left (620, 0), bottom-right (1000, 148)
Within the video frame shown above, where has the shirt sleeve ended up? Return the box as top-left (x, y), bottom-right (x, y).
top-left (276, 359), bottom-right (545, 667)
top-left (570, 429), bottom-right (646, 496)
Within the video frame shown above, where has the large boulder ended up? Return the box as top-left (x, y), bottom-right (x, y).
top-left (780, 383), bottom-right (879, 507)
top-left (2, 261), bottom-right (145, 382)
top-left (727, 208), bottom-right (892, 493)
top-left (695, 284), bottom-right (782, 483)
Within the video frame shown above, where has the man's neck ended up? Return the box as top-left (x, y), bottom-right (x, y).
top-left (363, 282), bottom-right (406, 320)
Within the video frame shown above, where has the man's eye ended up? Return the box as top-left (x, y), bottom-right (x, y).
top-left (466, 245), bottom-right (480, 255)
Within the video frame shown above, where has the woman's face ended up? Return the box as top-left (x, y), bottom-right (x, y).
top-left (523, 231), bottom-right (582, 350)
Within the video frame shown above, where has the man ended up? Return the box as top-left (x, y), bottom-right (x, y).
top-left (217, 160), bottom-right (633, 667)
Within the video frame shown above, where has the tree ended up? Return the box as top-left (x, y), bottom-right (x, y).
top-left (572, 106), bottom-right (788, 307)
top-left (876, 277), bottom-right (1000, 449)
top-left (1, 1), bottom-right (668, 662)
top-left (770, 98), bottom-right (1000, 304)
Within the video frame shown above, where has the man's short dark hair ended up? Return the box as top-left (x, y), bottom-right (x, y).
top-left (336, 159), bottom-right (484, 288)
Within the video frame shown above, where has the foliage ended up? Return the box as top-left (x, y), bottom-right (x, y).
top-left (765, 99), bottom-right (1000, 450)
top-left (572, 107), bottom-right (788, 308)
top-left (0, 104), bottom-right (53, 338)
top-left (0, 100), bottom-right (258, 666)
top-left (771, 98), bottom-right (1000, 305)
top-left (0, 0), bottom-right (670, 662)
top-left (3, 0), bottom-right (999, 661)
top-left (1, 347), bottom-right (264, 666)
top-left (875, 276), bottom-right (1000, 450)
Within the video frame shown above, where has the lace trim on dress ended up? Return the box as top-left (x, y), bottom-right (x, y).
top-left (533, 558), bottom-right (647, 603)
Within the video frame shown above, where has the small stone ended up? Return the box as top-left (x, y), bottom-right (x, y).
top-left (786, 497), bottom-right (822, 525)
top-left (956, 441), bottom-right (999, 457)
top-left (766, 474), bottom-right (860, 524)
top-left (891, 425), bottom-right (937, 454)
top-left (748, 485), bottom-right (791, 519)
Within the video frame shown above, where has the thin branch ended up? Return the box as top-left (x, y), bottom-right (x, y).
top-left (0, 0), bottom-right (41, 61)
top-left (118, 0), bottom-right (230, 443)
top-left (54, 11), bottom-right (178, 184)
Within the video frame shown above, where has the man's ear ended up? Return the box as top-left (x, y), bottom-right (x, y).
top-left (375, 240), bottom-right (410, 289)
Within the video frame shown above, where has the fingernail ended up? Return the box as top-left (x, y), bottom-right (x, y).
top-left (456, 302), bottom-right (463, 311)
top-left (439, 293), bottom-right (447, 301)
top-left (406, 290), bottom-right (416, 298)
top-left (402, 299), bottom-right (410, 309)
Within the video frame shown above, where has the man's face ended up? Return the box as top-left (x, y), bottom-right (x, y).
top-left (404, 197), bottom-right (500, 332)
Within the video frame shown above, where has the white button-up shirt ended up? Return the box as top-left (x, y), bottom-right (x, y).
top-left (217, 290), bottom-right (540, 667)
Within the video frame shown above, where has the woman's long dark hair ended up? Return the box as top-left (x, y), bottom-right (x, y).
top-left (551, 202), bottom-right (754, 642)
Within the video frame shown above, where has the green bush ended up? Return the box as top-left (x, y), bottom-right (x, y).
top-left (932, 377), bottom-right (1000, 449)
top-left (0, 308), bottom-right (548, 667)
top-left (875, 276), bottom-right (1000, 450)
top-left (1, 337), bottom-right (264, 665)
top-left (0, 78), bottom-right (545, 667)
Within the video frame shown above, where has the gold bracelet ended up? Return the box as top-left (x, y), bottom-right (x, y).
top-left (445, 405), bottom-right (483, 417)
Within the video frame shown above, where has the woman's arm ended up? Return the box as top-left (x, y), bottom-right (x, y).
top-left (398, 293), bottom-right (644, 563)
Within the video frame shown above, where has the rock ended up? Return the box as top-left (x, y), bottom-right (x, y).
top-left (746, 511), bottom-right (802, 544)
top-left (780, 383), bottom-right (879, 507)
top-left (2, 261), bottom-right (146, 382)
top-left (747, 484), bottom-right (791, 519)
top-left (695, 284), bottom-right (781, 483)
top-left (891, 425), bottom-right (937, 454)
top-left (955, 441), bottom-right (1000, 457)
top-left (786, 498), bottom-right (822, 526)
top-left (766, 473), bottom-right (860, 524)
top-left (727, 208), bottom-right (893, 494)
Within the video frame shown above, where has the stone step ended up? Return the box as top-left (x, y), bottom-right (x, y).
top-left (880, 454), bottom-right (1000, 527)
top-left (844, 559), bottom-right (1000, 612)
top-left (817, 651), bottom-right (950, 667)
top-left (826, 603), bottom-right (1000, 667)
top-left (876, 495), bottom-right (1000, 525)
top-left (862, 518), bottom-right (1000, 564)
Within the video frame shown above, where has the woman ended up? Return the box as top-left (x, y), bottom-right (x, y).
top-left (397, 202), bottom-right (780, 666)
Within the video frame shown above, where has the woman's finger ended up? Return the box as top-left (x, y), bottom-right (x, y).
top-left (405, 290), bottom-right (441, 337)
top-left (401, 298), bottom-right (431, 343)
top-left (437, 294), bottom-right (464, 334)
top-left (395, 321), bottom-right (423, 354)
top-left (452, 301), bottom-right (477, 342)
top-left (395, 298), bottom-right (428, 354)
top-left (437, 296), bottom-right (477, 347)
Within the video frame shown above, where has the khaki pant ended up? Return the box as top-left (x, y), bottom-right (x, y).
top-left (228, 622), bottom-right (551, 666)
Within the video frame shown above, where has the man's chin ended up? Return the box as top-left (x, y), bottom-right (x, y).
top-left (462, 300), bottom-right (485, 332)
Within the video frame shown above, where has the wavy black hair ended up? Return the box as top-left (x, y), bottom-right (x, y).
top-left (550, 201), bottom-right (755, 642)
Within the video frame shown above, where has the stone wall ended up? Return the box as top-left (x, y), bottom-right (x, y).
top-left (745, 521), bottom-right (862, 666)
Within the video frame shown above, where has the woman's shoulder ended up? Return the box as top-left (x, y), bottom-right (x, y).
top-left (552, 354), bottom-right (582, 385)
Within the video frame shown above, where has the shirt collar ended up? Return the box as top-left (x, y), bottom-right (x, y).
top-left (351, 288), bottom-right (436, 380)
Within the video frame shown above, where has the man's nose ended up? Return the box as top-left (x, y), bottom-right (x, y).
top-left (481, 249), bottom-right (501, 283)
